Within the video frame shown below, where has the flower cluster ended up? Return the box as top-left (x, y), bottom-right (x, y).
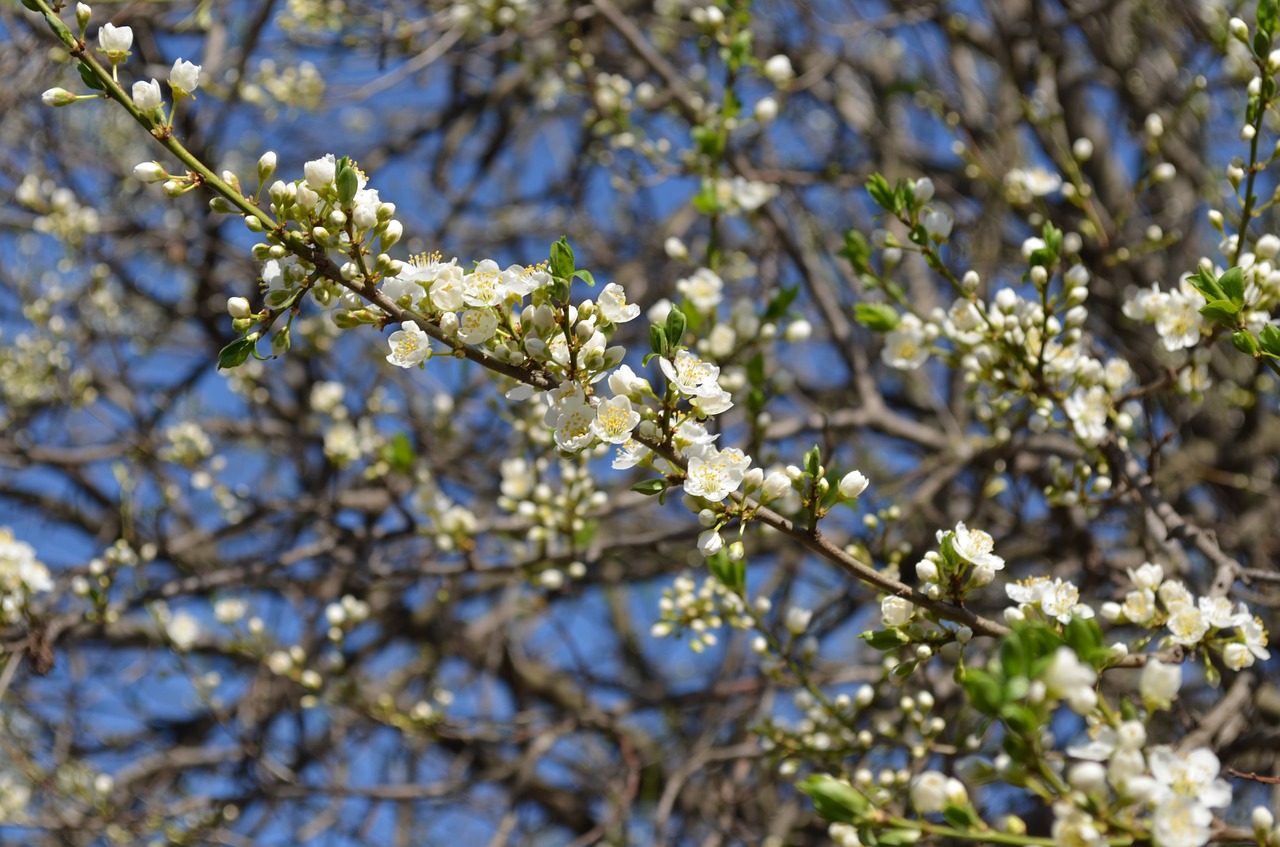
top-left (1100, 562), bottom-right (1270, 671)
top-left (0, 529), bottom-right (52, 625)
top-left (650, 573), bottom-right (756, 653)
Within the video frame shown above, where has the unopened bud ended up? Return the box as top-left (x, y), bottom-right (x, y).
top-left (42, 87), bottom-right (79, 107)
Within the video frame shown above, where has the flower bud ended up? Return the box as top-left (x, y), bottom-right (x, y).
top-left (257, 151), bottom-right (277, 183)
top-left (76, 3), bottom-right (92, 30)
top-left (227, 297), bottom-right (252, 319)
top-left (838, 470), bottom-right (869, 499)
top-left (41, 88), bottom-right (79, 107)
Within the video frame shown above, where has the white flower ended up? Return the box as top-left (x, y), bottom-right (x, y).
top-left (457, 310), bottom-right (499, 345)
top-left (1122, 588), bottom-right (1157, 624)
top-left (838, 470), bottom-right (869, 499)
top-left (97, 23), bottom-right (133, 62)
top-left (1041, 647), bottom-right (1098, 715)
top-left (166, 611), bottom-right (200, 651)
top-left (881, 596), bottom-right (913, 627)
top-left (684, 445), bottom-right (748, 502)
top-left (1241, 617), bottom-right (1271, 662)
top-left (607, 364), bottom-right (649, 397)
top-left (169, 59), bottom-right (202, 97)
top-left (591, 395), bottom-right (640, 444)
top-left (553, 402), bottom-right (595, 452)
top-left (1063, 385), bottom-right (1110, 445)
top-left (676, 268), bottom-right (724, 313)
top-left (460, 259), bottom-right (504, 307)
top-left (1129, 562), bottom-right (1165, 590)
top-left (385, 321), bottom-right (431, 368)
top-left (882, 314), bottom-right (930, 370)
top-left (304, 154), bottom-right (337, 190)
top-left (127, 79), bottom-right (162, 114)
top-left (611, 439), bottom-right (650, 470)
top-left (948, 522), bottom-right (1004, 571)
top-left (697, 531), bottom-right (723, 557)
top-left (1052, 801), bottom-right (1106, 847)
top-left (1140, 659), bottom-right (1181, 708)
top-left (923, 210), bottom-right (953, 240)
top-left (660, 350), bottom-right (723, 397)
top-left (909, 771), bottom-right (950, 813)
top-left (1148, 746), bottom-right (1232, 809)
top-left (597, 283), bottom-right (640, 323)
top-left (214, 597), bottom-right (247, 624)
top-left (1166, 604), bottom-right (1208, 647)
top-left (1222, 643), bottom-right (1253, 670)
top-left (1155, 289), bottom-right (1205, 351)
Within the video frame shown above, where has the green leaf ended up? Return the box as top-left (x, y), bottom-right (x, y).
top-left (866, 174), bottom-right (895, 213)
top-left (746, 352), bottom-right (766, 386)
top-left (1064, 616), bottom-right (1105, 666)
top-left (664, 307), bottom-right (688, 348)
top-left (839, 230), bottom-right (872, 273)
top-left (550, 237), bottom-right (575, 280)
top-left (78, 63), bottom-right (105, 91)
top-left (216, 337), bottom-right (255, 370)
top-left (631, 479), bottom-right (668, 496)
top-left (1218, 266), bottom-right (1245, 303)
top-left (797, 775), bottom-right (867, 823)
top-left (1258, 0), bottom-right (1277, 38)
top-left (1000, 703), bottom-right (1038, 735)
top-left (763, 286), bottom-right (799, 322)
top-left (1189, 267), bottom-right (1226, 302)
top-left (854, 303), bottom-right (900, 332)
top-left (942, 804), bottom-right (978, 829)
top-left (572, 269), bottom-right (596, 287)
top-left (1042, 222), bottom-right (1063, 256)
top-left (961, 668), bottom-right (1003, 715)
top-left (862, 628), bottom-right (911, 650)
top-left (1028, 247), bottom-right (1056, 268)
top-left (381, 432), bottom-right (415, 473)
top-left (1200, 299), bottom-right (1241, 328)
top-left (649, 324), bottom-right (668, 357)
